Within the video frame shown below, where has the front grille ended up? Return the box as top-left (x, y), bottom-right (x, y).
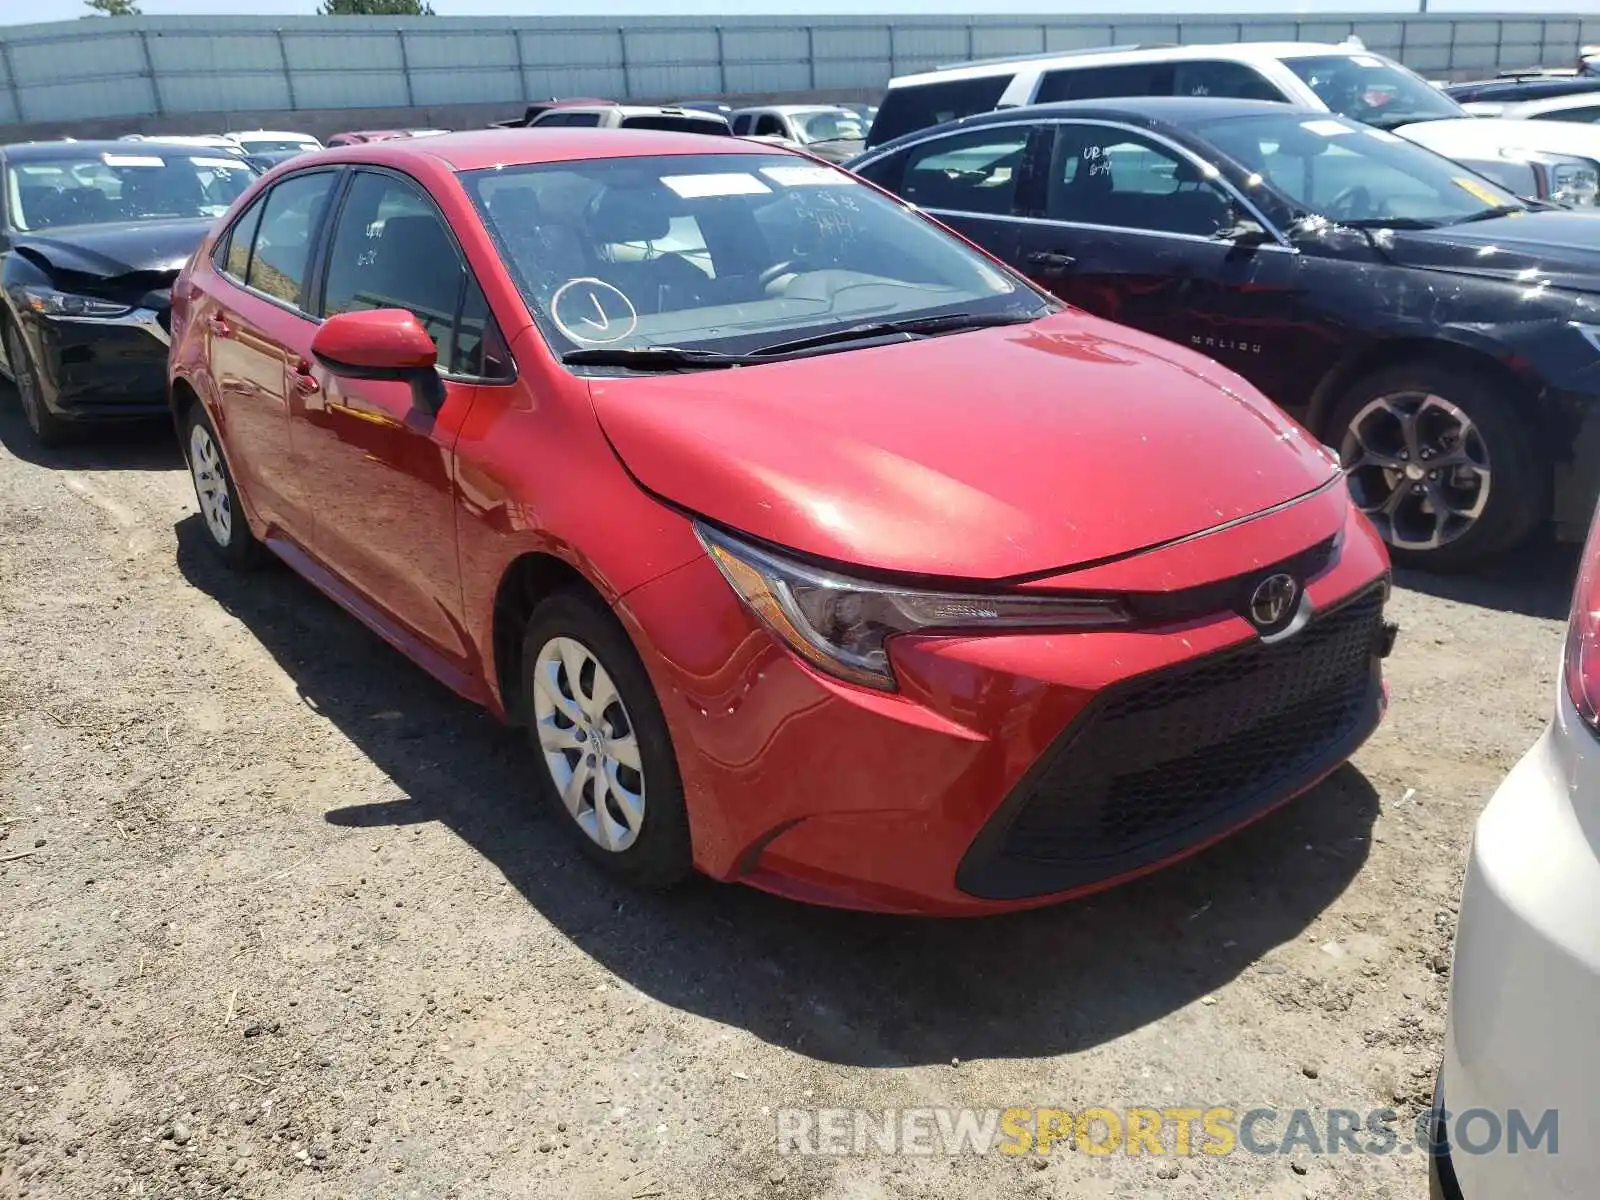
top-left (957, 585), bottom-right (1385, 900)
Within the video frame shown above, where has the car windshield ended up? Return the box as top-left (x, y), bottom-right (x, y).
top-left (236, 137), bottom-right (317, 154)
top-left (793, 111), bottom-right (867, 144)
top-left (6, 151), bottom-right (256, 232)
top-left (1284, 54), bottom-right (1466, 129)
top-left (1198, 110), bottom-right (1522, 227)
top-left (463, 152), bottom-right (1042, 361)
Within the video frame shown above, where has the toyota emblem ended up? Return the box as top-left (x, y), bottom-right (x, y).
top-left (1249, 573), bottom-right (1299, 629)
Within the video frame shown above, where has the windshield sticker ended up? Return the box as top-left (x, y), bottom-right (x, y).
top-left (1300, 119), bottom-right (1353, 137)
top-left (191, 157), bottom-right (245, 170)
top-left (102, 154), bottom-right (164, 167)
top-left (759, 165), bottom-right (856, 187)
top-left (660, 173), bottom-right (771, 199)
top-left (550, 278), bottom-right (638, 345)
top-left (1453, 176), bottom-right (1506, 206)
top-left (1350, 54), bottom-right (1384, 67)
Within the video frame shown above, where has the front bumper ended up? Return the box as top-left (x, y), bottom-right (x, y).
top-left (22, 308), bottom-right (171, 422)
top-left (1437, 684), bottom-right (1600, 1198)
top-left (620, 491), bottom-right (1390, 915)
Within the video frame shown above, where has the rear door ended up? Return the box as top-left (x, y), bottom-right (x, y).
top-left (201, 168), bottom-right (341, 541)
top-left (854, 123), bottom-right (1046, 271)
top-left (294, 167), bottom-right (512, 669)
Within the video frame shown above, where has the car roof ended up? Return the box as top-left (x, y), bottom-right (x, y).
top-left (856, 96), bottom-right (1313, 160)
top-left (1505, 89), bottom-right (1600, 116)
top-left (335, 127), bottom-right (774, 171)
top-left (1, 138), bottom-right (241, 160)
top-left (889, 41), bottom-right (1357, 87)
top-left (230, 129), bottom-right (316, 139)
top-left (733, 104), bottom-right (849, 115)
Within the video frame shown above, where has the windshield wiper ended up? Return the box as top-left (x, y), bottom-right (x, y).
top-left (1448, 204), bottom-right (1529, 225)
top-left (1338, 216), bottom-right (1447, 230)
top-left (750, 310), bottom-right (1044, 358)
top-left (560, 346), bottom-right (758, 371)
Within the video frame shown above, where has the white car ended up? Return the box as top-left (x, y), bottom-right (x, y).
top-left (1433, 509), bottom-right (1600, 1198)
top-left (728, 105), bottom-right (868, 163)
top-left (1463, 90), bottom-right (1600, 124)
top-left (224, 129), bottom-right (323, 155)
top-left (868, 41), bottom-right (1600, 208)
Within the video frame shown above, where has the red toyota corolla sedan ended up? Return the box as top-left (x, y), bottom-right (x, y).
top-left (168, 129), bottom-right (1394, 915)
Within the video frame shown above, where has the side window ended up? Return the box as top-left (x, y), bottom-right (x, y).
top-left (452, 278), bottom-right (513, 380)
top-left (853, 147), bottom-right (910, 195)
top-left (535, 111), bottom-right (602, 128)
top-left (899, 127), bottom-right (1033, 216)
top-left (1045, 124), bottom-right (1231, 237)
top-left (216, 191), bottom-right (266, 282)
top-left (754, 114), bottom-right (786, 137)
top-left (1542, 104), bottom-right (1600, 123)
top-left (1172, 61), bottom-right (1288, 101)
top-left (1035, 63), bottom-right (1170, 104)
top-left (247, 171), bottom-right (337, 310)
top-left (867, 75), bottom-right (1013, 146)
top-left (322, 170), bottom-right (508, 380)
top-left (731, 114), bottom-right (753, 135)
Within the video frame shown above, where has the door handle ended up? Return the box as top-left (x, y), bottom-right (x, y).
top-left (1026, 250), bottom-right (1078, 274)
top-left (292, 358), bottom-right (320, 395)
top-left (205, 312), bottom-right (232, 338)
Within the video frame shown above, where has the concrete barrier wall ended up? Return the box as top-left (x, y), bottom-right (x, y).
top-left (0, 11), bottom-right (1595, 139)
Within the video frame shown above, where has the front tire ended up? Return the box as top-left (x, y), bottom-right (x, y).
top-left (1330, 362), bottom-right (1543, 571)
top-left (6, 323), bottom-right (69, 447)
top-left (184, 403), bottom-right (261, 570)
top-left (521, 588), bottom-right (692, 890)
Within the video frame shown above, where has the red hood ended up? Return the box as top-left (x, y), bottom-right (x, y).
top-left (589, 313), bottom-right (1340, 581)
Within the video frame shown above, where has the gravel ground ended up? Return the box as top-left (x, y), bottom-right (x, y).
top-left (0, 395), bottom-right (1576, 1200)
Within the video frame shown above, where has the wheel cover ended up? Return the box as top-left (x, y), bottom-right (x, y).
top-left (531, 635), bottom-right (646, 853)
top-left (188, 423), bottom-right (233, 547)
top-left (8, 328), bottom-right (41, 431)
top-left (1339, 391), bottom-right (1491, 552)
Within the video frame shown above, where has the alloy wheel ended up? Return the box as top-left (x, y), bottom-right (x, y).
top-left (1339, 392), bottom-right (1491, 553)
top-left (531, 635), bottom-right (646, 853)
top-left (189, 422), bottom-right (234, 547)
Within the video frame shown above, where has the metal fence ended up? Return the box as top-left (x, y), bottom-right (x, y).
top-left (1, 11), bottom-right (1597, 128)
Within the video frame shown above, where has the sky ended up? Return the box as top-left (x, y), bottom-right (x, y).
top-left (9, 0), bottom-right (1600, 23)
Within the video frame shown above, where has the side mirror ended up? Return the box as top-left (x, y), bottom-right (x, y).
top-left (311, 309), bottom-right (445, 413)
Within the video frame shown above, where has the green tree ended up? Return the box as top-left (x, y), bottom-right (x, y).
top-left (318, 0), bottom-right (437, 13)
top-left (83, 0), bottom-right (142, 14)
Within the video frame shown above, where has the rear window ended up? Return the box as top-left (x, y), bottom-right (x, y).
top-left (620, 115), bottom-right (732, 135)
top-left (866, 74), bottom-right (1012, 147)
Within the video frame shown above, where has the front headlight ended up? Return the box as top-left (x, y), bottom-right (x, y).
top-left (696, 523), bottom-right (1130, 691)
top-left (19, 285), bottom-right (132, 318)
top-left (1552, 161), bottom-right (1600, 207)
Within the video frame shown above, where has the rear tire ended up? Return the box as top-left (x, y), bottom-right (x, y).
top-left (1329, 361), bottom-right (1543, 571)
top-left (6, 323), bottom-right (69, 448)
top-left (184, 402), bottom-right (261, 570)
top-left (521, 588), bottom-right (692, 891)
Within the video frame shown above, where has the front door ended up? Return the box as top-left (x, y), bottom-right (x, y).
top-left (204, 168), bottom-right (341, 541)
top-left (290, 168), bottom-right (494, 671)
top-left (1016, 122), bottom-right (1321, 415)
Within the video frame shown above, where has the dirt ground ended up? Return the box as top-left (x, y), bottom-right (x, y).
top-left (0, 396), bottom-right (1575, 1200)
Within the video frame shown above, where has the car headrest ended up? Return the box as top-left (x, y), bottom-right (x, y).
top-left (1172, 158), bottom-right (1208, 185)
top-left (588, 186), bottom-right (674, 243)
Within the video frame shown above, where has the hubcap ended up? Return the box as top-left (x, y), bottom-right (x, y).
top-left (1339, 392), bottom-right (1491, 553)
top-left (531, 636), bottom-right (645, 853)
top-left (188, 423), bottom-right (233, 547)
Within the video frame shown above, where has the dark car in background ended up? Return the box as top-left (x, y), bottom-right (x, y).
top-left (0, 139), bottom-right (255, 444)
top-left (851, 98), bottom-right (1600, 568)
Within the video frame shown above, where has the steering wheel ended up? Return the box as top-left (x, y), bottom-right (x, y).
top-left (1328, 185), bottom-right (1374, 222)
top-left (759, 260), bottom-right (798, 289)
